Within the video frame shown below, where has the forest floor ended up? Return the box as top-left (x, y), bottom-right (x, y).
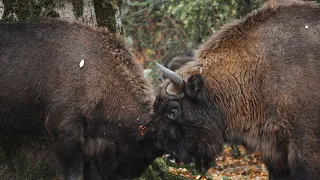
top-left (0, 141), bottom-right (268, 179)
top-left (166, 145), bottom-right (268, 180)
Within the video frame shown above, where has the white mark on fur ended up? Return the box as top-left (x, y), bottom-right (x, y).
top-left (79, 59), bottom-right (85, 68)
top-left (305, 25), bottom-right (309, 29)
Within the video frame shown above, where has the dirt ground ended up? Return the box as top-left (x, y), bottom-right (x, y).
top-left (167, 145), bottom-right (268, 180)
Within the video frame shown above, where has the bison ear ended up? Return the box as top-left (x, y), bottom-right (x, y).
top-left (184, 74), bottom-right (204, 99)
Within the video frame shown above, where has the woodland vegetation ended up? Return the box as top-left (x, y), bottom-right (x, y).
top-left (0, 0), bottom-right (319, 179)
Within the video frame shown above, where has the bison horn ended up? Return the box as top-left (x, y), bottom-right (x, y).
top-left (156, 63), bottom-right (184, 94)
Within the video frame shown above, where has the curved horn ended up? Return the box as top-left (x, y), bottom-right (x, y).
top-left (156, 63), bottom-right (184, 89)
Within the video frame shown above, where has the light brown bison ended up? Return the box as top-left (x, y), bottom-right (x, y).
top-left (143, 0), bottom-right (320, 179)
top-left (0, 19), bottom-right (162, 179)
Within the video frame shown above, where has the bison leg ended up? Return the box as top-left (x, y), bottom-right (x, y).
top-left (46, 113), bottom-right (85, 180)
top-left (266, 164), bottom-right (290, 180)
top-left (289, 157), bottom-right (320, 180)
top-left (55, 148), bottom-right (83, 180)
top-left (268, 170), bottom-right (289, 180)
top-left (267, 163), bottom-right (315, 180)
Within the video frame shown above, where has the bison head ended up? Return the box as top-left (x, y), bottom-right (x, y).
top-left (80, 104), bottom-right (163, 179)
top-left (142, 63), bottom-right (226, 171)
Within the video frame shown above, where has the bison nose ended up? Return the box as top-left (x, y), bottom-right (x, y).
top-left (165, 154), bottom-right (177, 164)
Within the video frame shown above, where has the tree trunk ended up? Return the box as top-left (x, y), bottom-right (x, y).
top-left (92, 0), bottom-right (122, 34)
top-left (0, 0), bottom-right (4, 20)
top-left (236, 0), bottom-right (253, 18)
top-left (236, 0), bottom-right (265, 18)
top-left (0, 0), bottom-right (121, 33)
top-left (2, 0), bottom-right (59, 21)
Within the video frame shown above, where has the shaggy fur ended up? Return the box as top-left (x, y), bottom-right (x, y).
top-left (145, 0), bottom-right (320, 179)
top-left (0, 19), bottom-right (162, 179)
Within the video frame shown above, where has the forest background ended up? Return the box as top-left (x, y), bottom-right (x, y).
top-left (0, 0), bottom-right (319, 179)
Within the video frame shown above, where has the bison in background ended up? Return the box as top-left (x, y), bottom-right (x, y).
top-left (0, 19), bottom-right (162, 179)
top-left (143, 0), bottom-right (320, 179)
top-left (162, 51), bottom-right (195, 72)
top-left (143, 51), bottom-right (195, 92)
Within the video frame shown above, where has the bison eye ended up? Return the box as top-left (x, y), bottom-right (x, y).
top-left (171, 108), bottom-right (178, 115)
top-left (166, 101), bottom-right (181, 120)
top-left (168, 108), bottom-right (178, 120)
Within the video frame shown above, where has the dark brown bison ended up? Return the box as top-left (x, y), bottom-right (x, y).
top-left (0, 19), bottom-right (162, 179)
top-left (142, 0), bottom-right (320, 179)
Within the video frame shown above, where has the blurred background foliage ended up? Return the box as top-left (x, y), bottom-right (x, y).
top-left (122, 0), bottom-right (265, 68)
top-left (122, 0), bottom-right (320, 88)
top-left (121, 0), bottom-right (267, 90)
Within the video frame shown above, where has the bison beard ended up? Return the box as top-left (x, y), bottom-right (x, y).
top-left (0, 19), bottom-right (162, 179)
top-left (144, 0), bottom-right (320, 179)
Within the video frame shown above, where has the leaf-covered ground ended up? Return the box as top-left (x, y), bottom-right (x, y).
top-left (166, 145), bottom-right (268, 180)
top-left (1, 142), bottom-right (268, 179)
